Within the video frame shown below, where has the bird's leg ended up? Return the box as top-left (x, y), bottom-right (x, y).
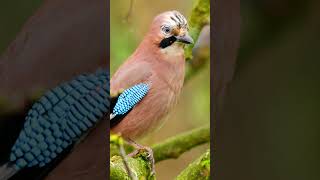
top-left (127, 138), bottom-right (156, 176)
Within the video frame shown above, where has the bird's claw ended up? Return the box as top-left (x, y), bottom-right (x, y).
top-left (126, 139), bottom-right (156, 176)
top-left (128, 146), bottom-right (156, 176)
top-left (144, 147), bottom-right (156, 176)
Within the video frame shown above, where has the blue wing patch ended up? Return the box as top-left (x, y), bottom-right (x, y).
top-left (9, 69), bottom-right (109, 170)
top-left (112, 83), bottom-right (149, 116)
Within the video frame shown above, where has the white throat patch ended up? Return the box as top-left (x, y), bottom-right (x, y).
top-left (160, 43), bottom-right (184, 57)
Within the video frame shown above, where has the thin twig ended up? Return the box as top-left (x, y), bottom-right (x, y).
top-left (119, 143), bottom-right (137, 180)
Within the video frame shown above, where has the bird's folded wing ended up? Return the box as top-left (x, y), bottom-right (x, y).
top-left (9, 70), bottom-right (109, 172)
top-left (110, 61), bottom-right (153, 127)
top-left (110, 83), bottom-right (150, 127)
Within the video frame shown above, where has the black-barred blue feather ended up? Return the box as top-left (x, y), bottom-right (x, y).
top-left (112, 83), bottom-right (149, 116)
top-left (2, 69), bottom-right (109, 176)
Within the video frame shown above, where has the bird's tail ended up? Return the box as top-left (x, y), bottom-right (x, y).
top-left (0, 163), bottom-right (17, 180)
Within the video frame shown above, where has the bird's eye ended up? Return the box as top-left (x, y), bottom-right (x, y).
top-left (162, 26), bottom-right (171, 34)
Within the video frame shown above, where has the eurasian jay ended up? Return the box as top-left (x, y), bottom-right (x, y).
top-left (110, 10), bottom-right (193, 172)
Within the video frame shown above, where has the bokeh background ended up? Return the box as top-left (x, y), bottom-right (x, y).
top-left (111, 0), bottom-right (210, 179)
top-left (217, 0), bottom-right (320, 179)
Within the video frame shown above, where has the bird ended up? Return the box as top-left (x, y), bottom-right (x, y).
top-left (110, 10), bottom-right (193, 173)
top-left (0, 69), bottom-right (109, 180)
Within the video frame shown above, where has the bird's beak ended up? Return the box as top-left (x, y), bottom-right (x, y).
top-left (175, 33), bottom-right (194, 44)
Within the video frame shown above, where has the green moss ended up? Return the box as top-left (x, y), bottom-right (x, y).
top-left (176, 150), bottom-right (210, 180)
top-left (110, 154), bottom-right (156, 180)
top-left (110, 126), bottom-right (209, 179)
top-left (184, 0), bottom-right (210, 61)
top-left (152, 125), bottom-right (210, 162)
top-left (110, 134), bottom-right (134, 157)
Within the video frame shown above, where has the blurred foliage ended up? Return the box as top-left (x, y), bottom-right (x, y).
top-left (111, 0), bottom-right (210, 179)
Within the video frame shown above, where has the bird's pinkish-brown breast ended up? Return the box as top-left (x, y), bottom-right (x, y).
top-left (111, 47), bottom-right (185, 139)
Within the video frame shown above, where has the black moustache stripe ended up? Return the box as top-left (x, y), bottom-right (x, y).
top-left (159, 36), bottom-right (177, 48)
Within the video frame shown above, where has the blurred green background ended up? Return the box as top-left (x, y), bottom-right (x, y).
top-left (111, 0), bottom-right (210, 179)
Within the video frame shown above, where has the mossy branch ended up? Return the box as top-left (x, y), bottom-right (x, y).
top-left (110, 151), bottom-right (155, 180)
top-left (184, 0), bottom-right (211, 83)
top-left (176, 150), bottom-right (210, 180)
top-left (152, 125), bottom-right (210, 162)
top-left (184, 0), bottom-right (210, 62)
top-left (110, 125), bottom-right (210, 179)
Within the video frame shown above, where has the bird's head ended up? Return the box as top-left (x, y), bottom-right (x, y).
top-left (147, 11), bottom-right (194, 49)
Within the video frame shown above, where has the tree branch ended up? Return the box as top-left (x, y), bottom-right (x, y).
top-left (184, 0), bottom-right (211, 83)
top-left (153, 125), bottom-right (210, 162)
top-left (184, 0), bottom-right (210, 62)
top-left (110, 125), bottom-right (209, 179)
top-left (176, 150), bottom-right (210, 180)
top-left (110, 151), bottom-right (155, 180)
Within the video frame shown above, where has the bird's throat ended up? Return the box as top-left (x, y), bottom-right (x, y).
top-left (160, 43), bottom-right (184, 57)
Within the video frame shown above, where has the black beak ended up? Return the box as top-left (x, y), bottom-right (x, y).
top-left (175, 34), bottom-right (194, 44)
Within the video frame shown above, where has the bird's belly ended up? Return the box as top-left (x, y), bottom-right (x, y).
top-left (111, 88), bottom-right (179, 139)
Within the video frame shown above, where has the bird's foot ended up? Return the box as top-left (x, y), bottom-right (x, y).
top-left (127, 140), bottom-right (156, 176)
